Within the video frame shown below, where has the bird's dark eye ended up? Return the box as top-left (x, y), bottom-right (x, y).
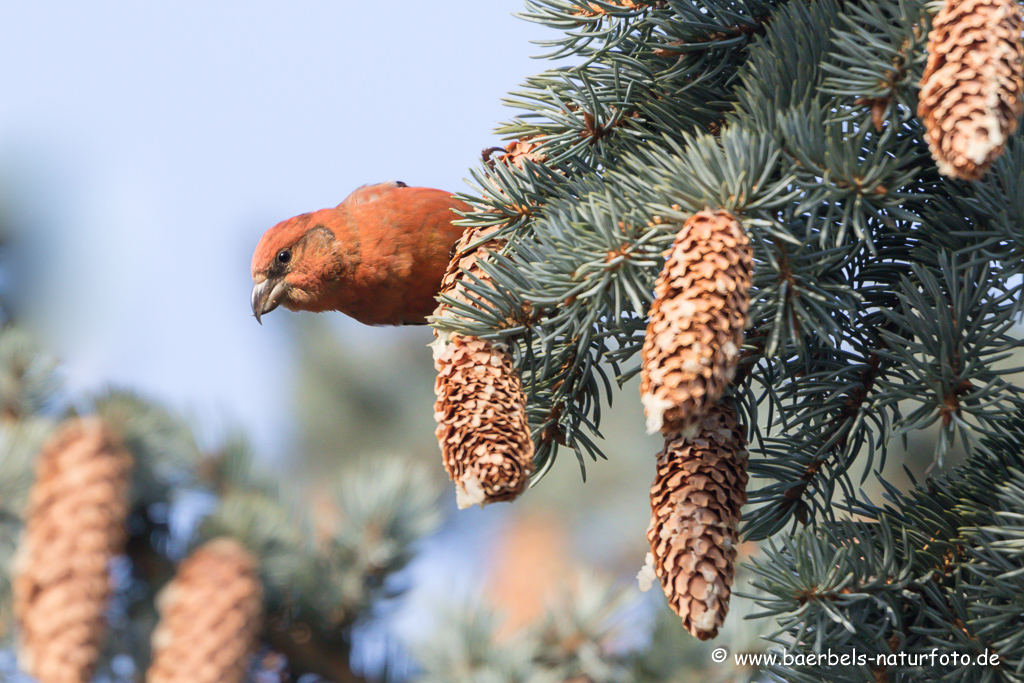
top-left (277, 249), bottom-right (291, 264)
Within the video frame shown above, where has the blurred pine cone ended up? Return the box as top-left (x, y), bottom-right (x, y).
top-left (147, 537), bottom-right (262, 683)
top-left (918, 0), bottom-right (1024, 180)
top-left (13, 417), bottom-right (133, 683)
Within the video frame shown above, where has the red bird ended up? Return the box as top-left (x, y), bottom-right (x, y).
top-left (251, 181), bottom-right (470, 326)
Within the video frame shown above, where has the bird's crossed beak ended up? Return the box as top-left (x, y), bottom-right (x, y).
top-left (251, 278), bottom-right (289, 324)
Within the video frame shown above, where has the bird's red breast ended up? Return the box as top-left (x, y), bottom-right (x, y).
top-left (251, 181), bottom-right (471, 326)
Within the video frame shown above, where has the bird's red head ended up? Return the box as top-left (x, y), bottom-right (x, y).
top-left (250, 209), bottom-right (350, 323)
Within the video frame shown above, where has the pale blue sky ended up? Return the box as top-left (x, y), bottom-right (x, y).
top-left (0, 2), bottom-right (543, 456)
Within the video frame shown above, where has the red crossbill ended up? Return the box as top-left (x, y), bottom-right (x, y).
top-left (250, 181), bottom-right (470, 326)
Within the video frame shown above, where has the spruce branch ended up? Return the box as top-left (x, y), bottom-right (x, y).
top-left (518, 0), bottom-right (662, 61)
top-left (92, 389), bottom-right (201, 505)
top-left (198, 455), bottom-right (440, 682)
top-left (820, 0), bottom-right (929, 130)
top-left (0, 327), bottom-right (59, 422)
top-left (413, 571), bottom-right (639, 683)
top-left (748, 420), bottom-right (1024, 681)
top-left (876, 255), bottom-right (1024, 461)
top-left (732, 0), bottom-right (843, 131)
top-left (435, 0), bottom-right (1024, 661)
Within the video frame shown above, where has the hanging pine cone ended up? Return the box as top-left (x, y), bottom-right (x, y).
top-left (918, 0), bottom-right (1024, 180)
top-left (637, 403), bottom-right (748, 640)
top-left (433, 333), bottom-right (534, 508)
top-left (640, 210), bottom-right (752, 437)
top-left (147, 537), bottom-right (263, 683)
top-left (13, 417), bottom-right (133, 683)
top-left (432, 221), bottom-right (534, 508)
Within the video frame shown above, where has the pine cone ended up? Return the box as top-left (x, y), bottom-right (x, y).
top-left (485, 137), bottom-right (548, 171)
top-left (918, 0), bottom-right (1024, 180)
top-left (432, 222), bottom-right (534, 508)
top-left (13, 417), bottom-right (133, 683)
top-left (434, 223), bottom-right (504, 320)
top-left (640, 210), bottom-right (752, 436)
top-left (147, 537), bottom-right (263, 683)
top-left (433, 333), bottom-right (534, 508)
top-left (638, 403), bottom-right (748, 640)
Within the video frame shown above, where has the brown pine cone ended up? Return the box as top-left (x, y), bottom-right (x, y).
top-left (432, 219), bottom-right (534, 508)
top-left (13, 417), bottom-right (133, 683)
top-left (918, 0), bottom-right (1024, 180)
top-left (638, 403), bottom-right (749, 640)
top-left (433, 333), bottom-right (534, 508)
top-left (640, 210), bottom-right (753, 437)
top-left (146, 537), bottom-right (263, 683)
